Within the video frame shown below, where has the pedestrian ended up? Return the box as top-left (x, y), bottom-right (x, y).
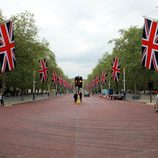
top-left (155, 92), bottom-right (158, 112)
top-left (79, 92), bottom-right (82, 102)
top-left (0, 93), bottom-right (4, 107)
top-left (74, 92), bottom-right (77, 103)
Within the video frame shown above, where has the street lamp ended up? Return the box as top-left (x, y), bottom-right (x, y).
top-left (32, 66), bottom-right (36, 100)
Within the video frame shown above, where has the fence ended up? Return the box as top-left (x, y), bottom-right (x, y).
top-left (3, 93), bottom-right (49, 106)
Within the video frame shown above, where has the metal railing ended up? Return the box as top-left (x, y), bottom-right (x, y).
top-left (126, 93), bottom-right (156, 103)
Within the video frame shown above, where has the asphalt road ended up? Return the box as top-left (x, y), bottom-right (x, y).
top-left (0, 95), bottom-right (158, 158)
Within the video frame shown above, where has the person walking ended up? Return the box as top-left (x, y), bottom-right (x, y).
top-left (155, 91), bottom-right (158, 112)
top-left (79, 92), bottom-right (82, 102)
top-left (0, 93), bottom-right (4, 107)
top-left (74, 92), bottom-right (77, 103)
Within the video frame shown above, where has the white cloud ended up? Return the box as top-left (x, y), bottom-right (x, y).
top-left (58, 61), bottom-right (94, 79)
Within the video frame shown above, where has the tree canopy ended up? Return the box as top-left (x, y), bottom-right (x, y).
top-left (0, 10), bottom-right (72, 95)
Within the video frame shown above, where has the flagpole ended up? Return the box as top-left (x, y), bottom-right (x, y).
top-left (2, 73), bottom-right (5, 95)
top-left (96, 85), bottom-right (98, 94)
top-left (123, 68), bottom-right (126, 92)
top-left (33, 69), bottom-right (36, 100)
top-left (108, 80), bottom-right (110, 89)
top-left (1, 73), bottom-right (5, 106)
top-left (116, 81), bottom-right (119, 94)
top-left (55, 84), bottom-right (57, 96)
top-left (100, 84), bottom-right (102, 95)
top-left (48, 84), bottom-right (50, 97)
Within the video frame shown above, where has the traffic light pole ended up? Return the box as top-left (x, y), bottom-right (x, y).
top-left (150, 90), bottom-right (152, 103)
top-left (148, 80), bottom-right (153, 103)
top-left (123, 68), bottom-right (126, 92)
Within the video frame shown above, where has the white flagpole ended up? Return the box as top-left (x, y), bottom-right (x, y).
top-left (33, 69), bottom-right (36, 100)
top-left (123, 68), bottom-right (126, 92)
top-left (109, 80), bottom-right (110, 89)
top-left (48, 84), bottom-right (50, 97)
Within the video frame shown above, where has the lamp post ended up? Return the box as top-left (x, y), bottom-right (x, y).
top-left (123, 68), bottom-right (126, 92)
top-left (33, 69), bottom-right (36, 100)
top-left (148, 80), bottom-right (153, 103)
top-left (48, 83), bottom-right (50, 97)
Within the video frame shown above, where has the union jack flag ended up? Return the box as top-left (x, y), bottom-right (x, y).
top-left (141, 18), bottom-right (158, 71)
top-left (38, 59), bottom-right (48, 82)
top-left (111, 57), bottom-right (120, 81)
top-left (95, 75), bottom-right (99, 86)
top-left (100, 72), bottom-right (107, 84)
top-left (0, 20), bottom-right (15, 73)
top-left (62, 79), bottom-right (66, 87)
top-left (52, 72), bottom-right (58, 85)
top-left (58, 76), bottom-right (63, 86)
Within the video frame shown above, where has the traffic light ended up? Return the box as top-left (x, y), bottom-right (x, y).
top-left (75, 76), bottom-right (83, 88)
top-left (79, 76), bottom-right (83, 88)
top-left (75, 77), bottom-right (78, 86)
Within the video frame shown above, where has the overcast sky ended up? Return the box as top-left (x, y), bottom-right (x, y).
top-left (1, 0), bottom-right (158, 79)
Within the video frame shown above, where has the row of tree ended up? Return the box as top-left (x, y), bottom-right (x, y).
top-left (0, 10), bottom-right (72, 95)
top-left (85, 26), bottom-right (158, 93)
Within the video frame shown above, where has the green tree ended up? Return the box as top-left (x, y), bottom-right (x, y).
top-left (87, 26), bottom-right (158, 93)
top-left (0, 10), bottom-right (71, 96)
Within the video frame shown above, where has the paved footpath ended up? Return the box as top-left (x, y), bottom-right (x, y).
top-left (0, 95), bottom-right (158, 158)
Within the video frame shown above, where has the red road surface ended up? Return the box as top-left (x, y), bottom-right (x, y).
top-left (0, 95), bottom-right (158, 158)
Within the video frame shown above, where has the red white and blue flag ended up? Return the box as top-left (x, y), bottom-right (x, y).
top-left (58, 76), bottom-right (63, 86)
top-left (0, 20), bottom-right (15, 73)
top-left (141, 18), bottom-right (158, 71)
top-left (95, 75), bottom-right (99, 86)
top-left (52, 72), bottom-right (58, 84)
top-left (38, 58), bottom-right (48, 82)
top-left (111, 57), bottom-right (120, 81)
top-left (100, 72), bottom-right (107, 84)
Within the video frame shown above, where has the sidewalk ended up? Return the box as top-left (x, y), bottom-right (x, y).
top-left (2, 94), bottom-right (49, 107)
top-left (2, 93), bottom-right (69, 107)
